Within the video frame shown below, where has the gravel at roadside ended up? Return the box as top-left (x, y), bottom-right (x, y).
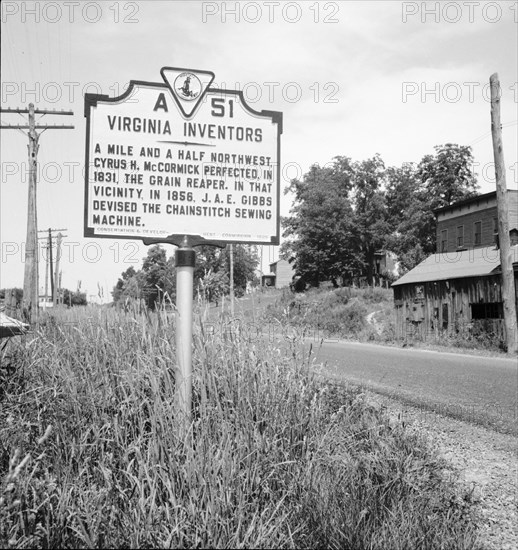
top-left (366, 391), bottom-right (518, 550)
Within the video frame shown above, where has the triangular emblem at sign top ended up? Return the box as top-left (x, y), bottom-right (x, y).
top-left (161, 67), bottom-right (215, 118)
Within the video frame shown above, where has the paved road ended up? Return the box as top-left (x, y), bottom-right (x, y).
top-left (308, 340), bottom-right (518, 435)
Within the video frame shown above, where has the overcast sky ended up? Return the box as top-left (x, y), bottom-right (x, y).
top-left (1, 0), bottom-right (517, 301)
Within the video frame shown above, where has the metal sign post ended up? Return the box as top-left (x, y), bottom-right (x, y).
top-left (175, 237), bottom-right (195, 423)
top-left (84, 67), bottom-right (282, 429)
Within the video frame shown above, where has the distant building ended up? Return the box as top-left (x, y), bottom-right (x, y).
top-left (261, 274), bottom-right (276, 287)
top-left (374, 250), bottom-right (399, 285)
top-left (392, 190), bottom-right (518, 344)
top-left (435, 190), bottom-right (518, 252)
top-left (39, 298), bottom-right (54, 309)
top-left (262, 259), bottom-right (295, 289)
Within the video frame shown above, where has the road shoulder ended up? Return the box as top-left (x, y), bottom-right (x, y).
top-left (365, 391), bottom-right (518, 550)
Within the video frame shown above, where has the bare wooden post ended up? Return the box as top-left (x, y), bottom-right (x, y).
top-left (490, 73), bottom-right (517, 354)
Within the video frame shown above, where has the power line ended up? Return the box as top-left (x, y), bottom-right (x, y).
top-left (469, 120), bottom-right (518, 146)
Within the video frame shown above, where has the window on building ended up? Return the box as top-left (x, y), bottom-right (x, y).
top-left (440, 229), bottom-right (448, 252)
top-left (493, 217), bottom-right (499, 244)
top-left (457, 225), bottom-right (464, 248)
top-left (474, 221), bottom-right (482, 245)
top-left (471, 302), bottom-right (503, 319)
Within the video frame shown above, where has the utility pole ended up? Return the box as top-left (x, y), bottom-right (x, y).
top-left (21, 103), bottom-right (39, 322)
top-left (490, 73), bottom-right (517, 354)
top-left (38, 228), bottom-right (67, 308)
top-left (48, 230), bottom-right (54, 301)
top-left (1, 105), bottom-right (74, 323)
top-left (44, 238), bottom-right (50, 309)
top-left (54, 232), bottom-right (63, 306)
top-left (58, 271), bottom-right (63, 305)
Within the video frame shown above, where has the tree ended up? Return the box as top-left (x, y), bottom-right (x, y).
top-left (385, 145), bottom-right (479, 273)
top-left (112, 266), bottom-right (137, 303)
top-left (385, 163), bottom-right (421, 228)
top-left (385, 163), bottom-right (432, 272)
top-left (351, 155), bottom-right (390, 284)
top-left (283, 145), bottom-right (479, 284)
top-left (112, 246), bottom-right (175, 309)
top-left (225, 245), bottom-right (259, 295)
top-left (112, 243), bottom-right (258, 309)
top-left (418, 143), bottom-right (478, 210)
top-left (283, 159), bottom-right (361, 287)
top-left (61, 288), bottom-right (87, 306)
top-left (197, 268), bottom-right (229, 305)
top-left (140, 245), bottom-right (174, 309)
top-left (195, 244), bottom-right (259, 302)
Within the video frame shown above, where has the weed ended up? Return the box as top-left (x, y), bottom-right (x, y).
top-left (0, 307), bottom-right (480, 548)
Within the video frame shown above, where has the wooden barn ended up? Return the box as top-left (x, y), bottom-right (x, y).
top-left (392, 190), bottom-right (518, 344)
top-left (392, 245), bottom-right (518, 342)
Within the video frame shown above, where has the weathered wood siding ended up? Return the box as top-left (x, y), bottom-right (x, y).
top-left (393, 272), bottom-right (518, 343)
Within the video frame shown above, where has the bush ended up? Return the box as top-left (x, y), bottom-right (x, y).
top-left (323, 300), bottom-right (367, 336)
top-left (379, 315), bottom-right (398, 342)
top-left (358, 286), bottom-right (391, 303)
top-left (332, 287), bottom-right (351, 305)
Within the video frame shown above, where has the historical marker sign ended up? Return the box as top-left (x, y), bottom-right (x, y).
top-left (84, 67), bottom-right (282, 246)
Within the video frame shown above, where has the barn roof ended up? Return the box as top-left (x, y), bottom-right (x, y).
top-left (391, 245), bottom-right (518, 287)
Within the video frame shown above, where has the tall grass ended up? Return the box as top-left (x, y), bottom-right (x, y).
top-left (1, 305), bottom-right (479, 548)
